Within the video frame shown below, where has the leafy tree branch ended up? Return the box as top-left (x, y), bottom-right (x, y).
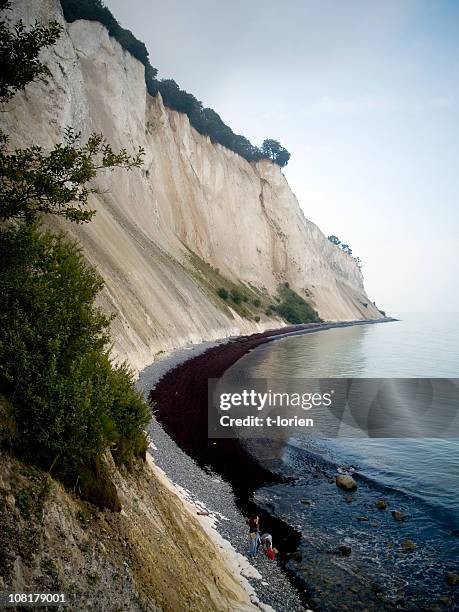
top-left (0, 128), bottom-right (144, 224)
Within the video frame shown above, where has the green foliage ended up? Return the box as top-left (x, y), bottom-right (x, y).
top-left (253, 298), bottom-right (261, 307)
top-left (0, 0), bottom-right (150, 509)
top-left (15, 489), bottom-right (32, 516)
top-left (79, 459), bottom-right (121, 511)
top-left (58, 0), bottom-right (291, 167)
top-left (217, 287), bottom-right (229, 300)
top-left (145, 78), bottom-right (290, 164)
top-left (261, 139), bottom-right (291, 168)
top-left (327, 235), bottom-right (341, 245)
top-left (0, 464), bottom-right (50, 580)
top-left (59, 0), bottom-right (152, 67)
top-left (254, 315), bottom-right (260, 323)
top-left (230, 287), bottom-right (244, 305)
top-left (328, 234), bottom-right (362, 265)
top-left (0, 128), bottom-right (144, 224)
top-left (0, 1), bottom-right (62, 103)
top-left (275, 283), bottom-right (321, 325)
top-left (0, 224), bottom-right (151, 484)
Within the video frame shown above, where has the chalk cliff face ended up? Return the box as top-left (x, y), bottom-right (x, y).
top-left (2, 0), bottom-right (382, 372)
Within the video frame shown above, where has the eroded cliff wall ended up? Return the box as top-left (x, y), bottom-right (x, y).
top-left (2, 0), bottom-right (382, 372)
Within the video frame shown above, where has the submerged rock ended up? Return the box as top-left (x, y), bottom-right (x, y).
top-left (336, 474), bottom-right (358, 491)
top-left (391, 510), bottom-right (405, 522)
top-left (300, 499), bottom-right (313, 506)
top-left (437, 595), bottom-right (452, 606)
top-left (337, 545), bottom-right (352, 556)
top-left (445, 571), bottom-right (459, 586)
top-left (401, 539), bottom-right (416, 549)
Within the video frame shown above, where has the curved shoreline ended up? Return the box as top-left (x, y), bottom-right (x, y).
top-left (148, 318), bottom-right (395, 494)
top-left (144, 318), bottom-right (395, 610)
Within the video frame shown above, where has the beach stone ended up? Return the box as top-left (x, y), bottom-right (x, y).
top-left (391, 510), bottom-right (405, 521)
top-left (437, 596), bottom-right (452, 607)
top-left (336, 474), bottom-right (357, 491)
top-left (445, 571), bottom-right (459, 586)
top-left (337, 545), bottom-right (352, 557)
top-left (376, 499), bottom-right (387, 510)
top-left (401, 539), bottom-right (416, 549)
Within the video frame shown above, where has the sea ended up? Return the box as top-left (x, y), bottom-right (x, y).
top-left (219, 313), bottom-right (459, 609)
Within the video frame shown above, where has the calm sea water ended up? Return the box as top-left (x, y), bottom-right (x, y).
top-left (222, 313), bottom-right (459, 608)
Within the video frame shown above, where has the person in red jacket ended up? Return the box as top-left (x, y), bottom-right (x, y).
top-left (261, 533), bottom-right (276, 560)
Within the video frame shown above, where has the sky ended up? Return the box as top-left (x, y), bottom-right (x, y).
top-left (106, 0), bottom-right (459, 314)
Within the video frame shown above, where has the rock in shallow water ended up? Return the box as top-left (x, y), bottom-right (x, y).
top-left (375, 499), bottom-right (387, 510)
top-left (391, 510), bottom-right (405, 521)
top-left (335, 474), bottom-right (358, 491)
top-left (445, 571), bottom-right (459, 586)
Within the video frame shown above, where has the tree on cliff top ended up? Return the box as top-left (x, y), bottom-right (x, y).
top-left (327, 235), bottom-right (341, 245)
top-left (261, 139), bottom-right (291, 168)
top-left (58, 0), bottom-right (292, 167)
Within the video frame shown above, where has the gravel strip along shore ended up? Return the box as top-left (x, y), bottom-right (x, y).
top-left (137, 320), bottom-right (395, 611)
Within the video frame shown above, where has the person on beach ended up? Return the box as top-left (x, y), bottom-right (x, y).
top-left (261, 533), bottom-right (276, 560)
top-left (247, 514), bottom-right (260, 557)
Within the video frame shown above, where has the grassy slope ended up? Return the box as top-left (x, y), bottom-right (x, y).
top-left (0, 451), bottom-right (256, 611)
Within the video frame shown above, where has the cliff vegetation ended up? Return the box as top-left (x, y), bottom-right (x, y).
top-left (59, 0), bottom-right (291, 167)
top-left (0, 1), bottom-right (150, 509)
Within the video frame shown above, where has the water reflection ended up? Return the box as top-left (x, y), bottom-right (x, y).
top-left (232, 325), bottom-right (370, 379)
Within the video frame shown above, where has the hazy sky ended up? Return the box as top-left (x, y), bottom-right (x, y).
top-left (106, 0), bottom-right (459, 314)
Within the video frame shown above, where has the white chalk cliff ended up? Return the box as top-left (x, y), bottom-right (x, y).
top-left (2, 0), bottom-right (383, 372)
